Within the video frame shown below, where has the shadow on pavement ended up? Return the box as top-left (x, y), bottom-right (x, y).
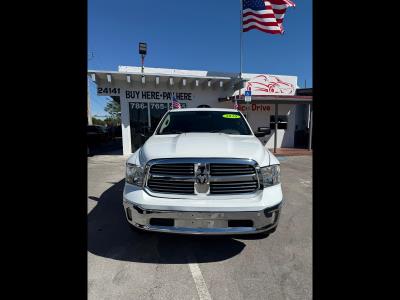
top-left (88, 180), bottom-right (246, 263)
top-left (88, 139), bottom-right (123, 156)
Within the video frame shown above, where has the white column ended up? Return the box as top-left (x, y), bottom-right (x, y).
top-left (87, 84), bottom-right (92, 125)
top-left (120, 92), bottom-right (132, 156)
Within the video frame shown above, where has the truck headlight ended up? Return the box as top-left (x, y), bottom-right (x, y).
top-left (126, 163), bottom-right (144, 186)
top-left (260, 165), bottom-right (280, 187)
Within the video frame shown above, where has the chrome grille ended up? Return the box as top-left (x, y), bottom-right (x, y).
top-left (147, 164), bottom-right (195, 194)
top-left (147, 178), bottom-right (195, 194)
top-left (145, 159), bottom-right (260, 195)
top-left (210, 180), bottom-right (259, 194)
top-left (150, 164), bottom-right (194, 176)
top-left (210, 164), bottom-right (255, 175)
top-left (209, 163), bottom-right (258, 194)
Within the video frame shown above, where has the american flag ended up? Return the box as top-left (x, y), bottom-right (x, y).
top-left (243, 0), bottom-right (295, 34)
top-left (172, 96), bottom-right (181, 109)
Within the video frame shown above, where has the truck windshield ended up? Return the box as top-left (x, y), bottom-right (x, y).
top-left (156, 111), bottom-right (252, 135)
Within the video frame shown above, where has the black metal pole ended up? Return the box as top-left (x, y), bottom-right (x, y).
top-left (274, 103), bottom-right (278, 153)
top-left (308, 104), bottom-right (313, 151)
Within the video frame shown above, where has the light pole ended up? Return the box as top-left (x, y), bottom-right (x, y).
top-left (139, 42), bottom-right (147, 73)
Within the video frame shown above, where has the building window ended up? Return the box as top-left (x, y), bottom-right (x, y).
top-left (270, 115), bottom-right (288, 130)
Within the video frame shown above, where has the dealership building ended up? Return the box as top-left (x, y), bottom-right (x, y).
top-left (88, 66), bottom-right (312, 156)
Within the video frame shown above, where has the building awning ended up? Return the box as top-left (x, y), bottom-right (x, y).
top-left (88, 69), bottom-right (244, 91)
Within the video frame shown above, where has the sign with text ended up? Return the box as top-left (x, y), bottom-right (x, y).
top-left (97, 87), bottom-right (121, 95)
top-left (129, 102), bottom-right (187, 110)
top-left (125, 90), bottom-right (192, 101)
top-left (96, 86), bottom-right (193, 101)
top-left (238, 104), bottom-right (271, 112)
top-left (244, 90), bottom-right (252, 102)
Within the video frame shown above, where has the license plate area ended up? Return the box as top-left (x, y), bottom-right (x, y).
top-left (174, 219), bottom-right (227, 228)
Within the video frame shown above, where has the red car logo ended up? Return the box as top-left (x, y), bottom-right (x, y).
top-left (247, 75), bottom-right (294, 94)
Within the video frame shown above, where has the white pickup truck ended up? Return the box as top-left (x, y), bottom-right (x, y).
top-left (123, 108), bottom-right (283, 238)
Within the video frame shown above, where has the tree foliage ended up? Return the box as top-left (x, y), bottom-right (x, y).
top-left (104, 98), bottom-right (121, 125)
top-left (92, 117), bottom-right (106, 126)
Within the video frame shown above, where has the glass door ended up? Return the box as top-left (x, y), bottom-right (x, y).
top-left (149, 102), bottom-right (169, 133)
top-left (129, 102), bottom-right (149, 152)
top-left (129, 102), bottom-right (189, 152)
top-left (149, 102), bottom-right (188, 132)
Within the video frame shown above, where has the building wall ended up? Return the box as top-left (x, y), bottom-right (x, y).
top-left (114, 80), bottom-right (235, 155)
top-left (94, 77), bottom-right (297, 155)
top-left (238, 103), bottom-right (295, 149)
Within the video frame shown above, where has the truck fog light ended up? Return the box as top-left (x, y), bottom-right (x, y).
top-left (264, 210), bottom-right (276, 220)
top-left (264, 210), bottom-right (274, 218)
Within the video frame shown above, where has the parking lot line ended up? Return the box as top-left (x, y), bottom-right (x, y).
top-left (187, 253), bottom-right (212, 300)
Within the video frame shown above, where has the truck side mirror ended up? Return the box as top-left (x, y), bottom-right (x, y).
top-left (254, 132), bottom-right (266, 137)
top-left (258, 127), bottom-right (271, 135)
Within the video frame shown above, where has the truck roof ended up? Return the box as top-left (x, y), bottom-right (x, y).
top-left (169, 108), bottom-right (239, 112)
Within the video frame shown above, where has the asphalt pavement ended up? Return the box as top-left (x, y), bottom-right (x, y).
top-left (88, 154), bottom-right (312, 300)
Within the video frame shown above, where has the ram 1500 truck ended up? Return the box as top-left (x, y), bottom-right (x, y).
top-left (123, 108), bottom-right (282, 238)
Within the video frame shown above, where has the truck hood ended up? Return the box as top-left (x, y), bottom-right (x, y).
top-left (137, 133), bottom-right (271, 166)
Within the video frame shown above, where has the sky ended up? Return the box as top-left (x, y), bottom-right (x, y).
top-left (88, 0), bottom-right (312, 117)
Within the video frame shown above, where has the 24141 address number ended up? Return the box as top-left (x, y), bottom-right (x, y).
top-left (97, 87), bottom-right (120, 95)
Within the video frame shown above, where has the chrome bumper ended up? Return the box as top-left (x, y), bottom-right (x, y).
top-left (123, 201), bottom-right (282, 235)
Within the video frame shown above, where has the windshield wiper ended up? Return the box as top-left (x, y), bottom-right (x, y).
top-left (163, 130), bottom-right (186, 134)
top-left (209, 130), bottom-right (222, 133)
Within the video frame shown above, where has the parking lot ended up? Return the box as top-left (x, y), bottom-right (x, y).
top-left (88, 154), bottom-right (312, 300)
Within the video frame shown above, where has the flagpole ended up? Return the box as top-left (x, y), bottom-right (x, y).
top-left (240, 0), bottom-right (243, 79)
top-left (236, 0), bottom-right (243, 110)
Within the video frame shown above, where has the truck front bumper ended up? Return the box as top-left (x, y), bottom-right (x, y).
top-left (123, 184), bottom-right (283, 235)
top-left (123, 202), bottom-right (282, 235)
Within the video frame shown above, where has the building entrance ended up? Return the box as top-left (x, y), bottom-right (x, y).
top-left (129, 102), bottom-right (187, 152)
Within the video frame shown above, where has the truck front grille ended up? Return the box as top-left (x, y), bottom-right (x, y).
top-left (147, 178), bottom-right (195, 194)
top-left (150, 164), bottom-right (194, 176)
top-left (145, 159), bottom-right (260, 195)
top-left (210, 164), bottom-right (255, 175)
top-left (147, 164), bottom-right (195, 194)
top-left (210, 180), bottom-right (259, 194)
top-left (209, 164), bottom-right (258, 194)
